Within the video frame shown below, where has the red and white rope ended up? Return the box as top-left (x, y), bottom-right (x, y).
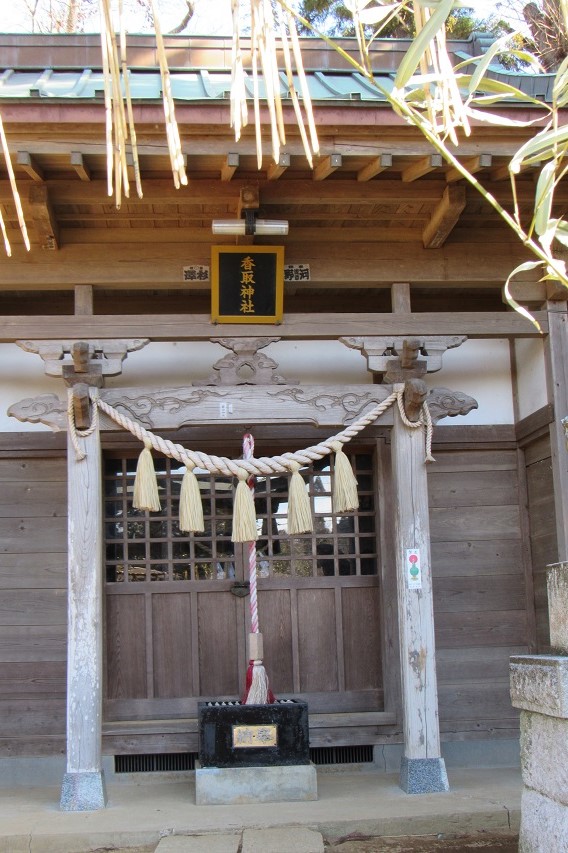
top-left (243, 432), bottom-right (259, 634)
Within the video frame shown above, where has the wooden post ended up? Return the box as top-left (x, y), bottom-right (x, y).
top-left (391, 381), bottom-right (448, 793)
top-left (60, 388), bottom-right (106, 810)
top-left (545, 302), bottom-right (568, 560)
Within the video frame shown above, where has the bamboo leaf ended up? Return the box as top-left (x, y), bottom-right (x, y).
top-left (511, 124), bottom-right (568, 172)
top-left (460, 75), bottom-right (548, 108)
top-left (468, 32), bottom-right (518, 95)
top-left (534, 161), bottom-right (556, 237)
top-left (503, 261), bottom-right (544, 332)
top-left (550, 219), bottom-right (568, 248)
top-left (358, 4), bottom-right (401, 25)
top-left (394, 0), bottom-right (454, 90)
top-left (465, 107), bottom-right (544, 128)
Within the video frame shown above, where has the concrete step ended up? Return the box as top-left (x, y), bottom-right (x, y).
top-left (154, 828), bottom-right (325, 853)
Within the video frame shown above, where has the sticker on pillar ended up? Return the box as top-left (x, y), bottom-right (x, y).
top-left (406, 549), bottom-right (422, 589)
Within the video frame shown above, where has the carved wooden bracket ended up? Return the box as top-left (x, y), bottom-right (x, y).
top-left (8, 384), bottom-right (478, 433)
top-left (340, 335), bottom-right (466, 382)
top-left (17, 338), bottom-right (149, 379)
top-left (427, 387), bottom-right (478, 423)
top-left (193, 337), bottom-right (295, 386)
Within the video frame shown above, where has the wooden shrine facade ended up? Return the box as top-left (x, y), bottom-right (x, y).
top-left (0, 33), bottom-right (566, 802)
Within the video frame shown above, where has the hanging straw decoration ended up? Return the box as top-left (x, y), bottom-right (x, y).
top-left (133, 440), bottom-right (161, 511)
top-left (232, 468), bottom-right (259, 543)
top-left (179, 460), bottom-right (204, 533)
top-left (241, 433), bottom-right (275, 705)
top-left (331, 440), bottom-right (359, 513)
top-left (0, 113), bottom-right (30, 256)
top-left (230, 0), bottom-right (319, 168)
top-left (100, 0), bottom-right (130, 206)
top-left (148, 0), bottom-right (188, 189)
top-left (287, 461), bottom-right (313, 534)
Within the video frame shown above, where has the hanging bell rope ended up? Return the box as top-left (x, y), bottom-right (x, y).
top-left (241, 432), bottom-right (275, 705)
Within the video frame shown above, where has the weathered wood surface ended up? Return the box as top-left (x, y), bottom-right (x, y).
top-left (392, 399), bottom-right (443, 761)
top-left (544, 303), bottom-right (568, 559)
top-left (65, 423), bottom-right (104, 775)
top-left (0, 311), bottom-right (548, 343)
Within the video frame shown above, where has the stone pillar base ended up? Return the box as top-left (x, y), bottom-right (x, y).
top-left (400, 757), bottom-right (449, 794)
top-left (60, 771), bottom-right (107, 811)
top-left (195, 763), bottom-right (318, 805)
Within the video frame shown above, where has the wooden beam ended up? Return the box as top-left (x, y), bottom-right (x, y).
top-left (402, 154), bottom-right (442, 183)
top-left (0, 312), bottom-right (548, 343)
top-left (74, 285), bottom-right (93, 316)
top-left (391, 282), bottom-right (411, 313)
top-left (221, 152), bottom-right (239, 182)
top-left (357, 153), bottom-right (392, 182)
top-left (446, 153), bottom-right (492, 183)
top-left (267, 153), bottom-right (290, 181)
top-left (422, 185), bottom-right (466, 249)
top-left (70, 151), bottom-right (91, 182)
top-left (16, 150), bottom-right (44, 182)
top-left (313, 153), bottom-right (342, 181)
top-left (28, 183), bottom-right (59, 250)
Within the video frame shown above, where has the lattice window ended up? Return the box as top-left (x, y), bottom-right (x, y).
top-left (104, 450), bottom-right (377, 582)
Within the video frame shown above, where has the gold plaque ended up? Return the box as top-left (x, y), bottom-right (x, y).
top-left (232, 724), bottom-right (278, 749)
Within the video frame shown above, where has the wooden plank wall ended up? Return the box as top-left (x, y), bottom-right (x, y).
top-left (429, 445), bottom-right (529, 743)
top-left (0, 449), bottom-right (67, 757)
top-left (519, 420), bottom-right (558, 651)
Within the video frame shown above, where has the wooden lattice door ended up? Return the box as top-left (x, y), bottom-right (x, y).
top-left (103, 447), bottom-right (384, 722)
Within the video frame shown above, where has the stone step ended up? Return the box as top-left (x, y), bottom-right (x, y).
top-left (154, 827), bottom-right (325, 853)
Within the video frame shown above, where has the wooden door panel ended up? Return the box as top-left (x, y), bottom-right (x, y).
top-left (152, 593), bottom-right (193, 699)
top-left (197, 591), bottom-right (241, 697)
top-left (258, 589), bottom-right (294, 694)
top-left (298, 588), bottom-right (339, 692)
top-left (106, 594), bottom-right (147, 700)
top-left (342, 587), bottom-right (382, 691)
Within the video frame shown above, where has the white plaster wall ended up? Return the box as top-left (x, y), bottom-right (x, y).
top-left (1, 337), bottom-right (512, 431)
top-left (425, 339), bottom-right (514, 425)
top-left (514, 337), bottom-right (548, 420)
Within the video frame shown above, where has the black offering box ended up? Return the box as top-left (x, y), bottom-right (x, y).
top-left (198, 699), bottom-right (310, 768)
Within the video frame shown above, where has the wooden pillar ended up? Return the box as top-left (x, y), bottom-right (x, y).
top-left (391, 382), bottom-right (448, 793)
top-left (60, 391), bottom-right (106, 810)
top-left (545, 302), bottom-right (568, 560)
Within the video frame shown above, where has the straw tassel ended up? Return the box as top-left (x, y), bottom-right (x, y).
top-left (243, 632), bottom-right (275, 705)
top-left (232, 469), bottom-right (258, 543)
top-left (331, 441), bottom-right (359, 513)
top-left (179, 461), bottom-right (204, 533)
top-left (133, 441), bottom-right (161, 511)
top-left (287, 462), bottom-right (313, 534)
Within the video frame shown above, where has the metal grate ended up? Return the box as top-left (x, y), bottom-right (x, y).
top-left (310, 744), bottom-right (374, 766)
top-left (114, 752), bottom-right (198, 773)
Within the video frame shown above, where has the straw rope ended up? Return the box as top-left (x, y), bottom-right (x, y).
top-left (97, 391), bottom-right (399, 476)
top-left (67, 388), bottom-right (100, 461)
top-left (97, 388), bottom-right (435, 472)
top-left (396, 391), bottom-right (435, 463)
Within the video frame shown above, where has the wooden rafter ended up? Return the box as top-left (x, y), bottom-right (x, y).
top-left (313, 153), bottom-right (342, 181)
top-left (28, 183), bottom-right (59, 250)
top-left (267, 153), bottom-right (290, 180)
top-left (422, 185), bottom-right (466, 249)
top-left (17, 151), bottom-right (44, 182)
top-left (357, 153), bottom-right (392, 182)
top-left (70, 151), bottom-right (91, 182)
top-left (446, 154), bottom-right (492, 183)
top-left (402, 154), bottom-right (442, 183)
top-left (221, 152), bottom-right (239, 181)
